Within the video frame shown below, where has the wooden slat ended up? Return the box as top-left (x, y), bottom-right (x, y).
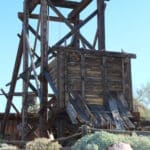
top-left (108, 95), bottom-right (125, 130)
top-left (69, 94), bottom-right (90, 124)
top-left (86, 98), bottom-right (103, 105)
top-left (50, 0), bottom-right (80, 9)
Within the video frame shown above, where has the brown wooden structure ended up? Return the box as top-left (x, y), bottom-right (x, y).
top-left (0, 0), bottom-right (137, 141)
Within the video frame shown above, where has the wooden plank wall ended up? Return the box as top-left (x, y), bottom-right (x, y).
top-left (48, 49), bottom-right (133, 108)
top-left (106, 57), bottom-right (123, 92)
top-left (84, 54), bottom-right (103, 105)
top-left (67, 51), bottom-right (81, 95)
top-left (0, 119), bottom-right (20, 140)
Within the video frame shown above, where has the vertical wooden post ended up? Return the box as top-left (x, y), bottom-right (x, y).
top-left (122, 58), bottom-right (125, 96)
top-left (81, 53), bottom-right (85, 100)
top-left (97, 0), bottom-right (105, 50)
top-left (22, 0), bottom-right (29, 141)
top-left (128, 59), bottom-right (133, 111)
top-left (102, 56), bottom-right (107, 104)
top-left (1, 36), bottom-right (23, 138)
top-left (39, 0), bottom-right (48, 137)
top-left (72, 15), bottom-right (80, 48)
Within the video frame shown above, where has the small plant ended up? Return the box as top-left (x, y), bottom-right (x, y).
top-left (26, 138), bottom-right (62, 150)
top-left (85, 143), bottom-right (98, 150)
top-left (0, 143), bottom-right (18, 150)
top-left (47, 141), bottom-right (62, 150)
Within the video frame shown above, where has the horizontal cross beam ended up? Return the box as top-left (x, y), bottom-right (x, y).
top-left (18, 12), bottom-right (83, 23)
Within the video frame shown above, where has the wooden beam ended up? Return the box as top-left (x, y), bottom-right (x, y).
top-left (54, 9), bottom-right (97, 46)
top-left (80, 35), bottom-right (94, 49)
top-left (70, 15), bottom-right (80, 48)
top-left (0, 89), bottom-right (20, 115)
top-left (22, 0), bottom-right (29, 141)
top-left (25, 124), bottom-right (39, 138)
top-left (51, 47), bottom-right (136, 59)
top-left (20, 5), bottom-right (94, 50)
top-left (29, 0), bottom-right (80, 9)
top-left (0, 92), bottom-right (54, 97)
top-left (47, 0), bottom-right (73, 29)
top-left (97, 0), bottom-right (106, 50)
top-left (128, 59), bottom-right (133, 111)
top-left (50, 0), bottom-right (79, 9)
top-left (18, 12), bottom-right (82, 23)
top-left (68, 0), bottom-right (92, 19)
top-left (39, 0), bottom-right (48, 137)
top-left (47, 0), bottom-right (95, 49)
top-left (4, 25), bottom-right (55, 89)
top-left (1, 34), bottom-right (23, 137)
top-left (81, 54), bottom-right (85, 100)
top-left (93, 29), bottom-right (98, 48)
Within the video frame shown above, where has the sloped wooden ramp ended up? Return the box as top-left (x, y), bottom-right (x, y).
top-left (116, 94), bottom-right (135, 129)
top-left (107, 92), bottom-right (135, 130)
top-left (66, 92), bottom-right (135, 130)
top-left (66, 93), bottom-right (95, 126)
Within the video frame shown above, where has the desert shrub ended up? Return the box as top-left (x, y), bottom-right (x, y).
top-left (72, 131), bottom-right (150, 150)
top-left (0, 143), bottom-right (18, 150)
top-left (47, 141), bottom-right (62, 150)
top-left (134, 100), bottom-right (150, 120)
top-left (85, 143), bottom-right (98, 150)
top-left (26, 138), bottom-right (62, 150)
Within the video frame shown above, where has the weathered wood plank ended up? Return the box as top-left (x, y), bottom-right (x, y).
top-left (108, 95), bottom-right (125, 130)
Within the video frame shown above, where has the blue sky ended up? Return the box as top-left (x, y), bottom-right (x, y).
top-left (0, 0), bottom-right (150, 112)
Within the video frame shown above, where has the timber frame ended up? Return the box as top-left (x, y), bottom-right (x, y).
top-left (0, 0), bottom-right (137, 141)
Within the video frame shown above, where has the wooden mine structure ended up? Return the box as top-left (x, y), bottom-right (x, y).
top-left (0, 0), bottom-right (137, 141)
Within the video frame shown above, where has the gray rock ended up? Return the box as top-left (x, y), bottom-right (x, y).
top-left (107, 142), bottom-right (133, 150)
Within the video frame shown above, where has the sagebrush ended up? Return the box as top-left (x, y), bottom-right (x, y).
top-left (26, 138), bottom-right (62, 150)
top-left (72, 131), bottom-right (150, 150)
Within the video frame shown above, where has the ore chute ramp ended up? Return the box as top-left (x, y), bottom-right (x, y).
top-left (107, 92), bottom-right (135, 130)
top-left (66, 93), bottom-right (97, 126)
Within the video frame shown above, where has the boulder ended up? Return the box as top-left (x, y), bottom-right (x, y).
top-left (107, 142), bottom-right (133, 150)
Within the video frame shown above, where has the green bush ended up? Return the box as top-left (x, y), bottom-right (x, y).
top-left (85, 143), bottom-right (98, 150)
top-left (26, 138), bottom-right (62, 150)
top-left (71, 131), bottom-right (150, 150)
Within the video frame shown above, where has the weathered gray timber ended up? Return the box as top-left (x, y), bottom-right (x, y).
top-left (46, 47), bottom-right (136, 130)
top-left (48, 47), bottom-right (135, 109)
